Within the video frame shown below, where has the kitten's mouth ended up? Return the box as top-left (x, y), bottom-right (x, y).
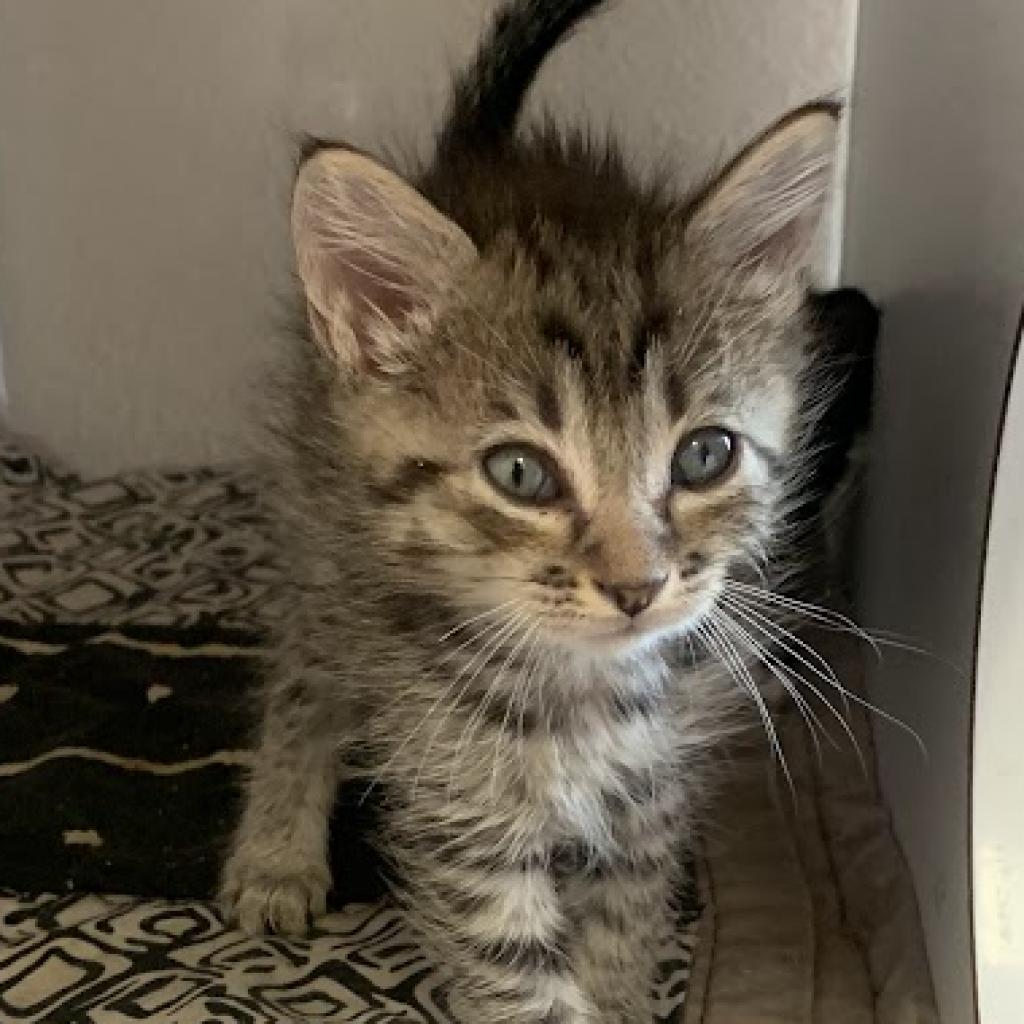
top-left (606, 616), bottom-right (653, 637)
top-left (551, 594), bottom-right (715, 656)
top-left (570, 607), bottom-right (691, 651)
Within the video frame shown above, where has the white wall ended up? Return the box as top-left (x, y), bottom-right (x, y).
top-left (843, 1), bottom-right (1024, 1021)
top-left (0, 0), bottom-right (857, 476)
top-left (974, 322), bottom-right (1024, 1024)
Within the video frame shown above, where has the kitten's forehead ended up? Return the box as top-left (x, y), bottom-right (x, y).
top-left (435, 244), bottom-right (796, 426)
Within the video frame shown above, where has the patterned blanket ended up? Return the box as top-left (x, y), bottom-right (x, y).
top-left (0, 436), bottom-right (698, 1023)
top-left (0, 435), bottom-right (281, 631)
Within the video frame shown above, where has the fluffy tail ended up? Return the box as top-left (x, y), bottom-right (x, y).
top-left (436, 0), bottom-right (609, 158)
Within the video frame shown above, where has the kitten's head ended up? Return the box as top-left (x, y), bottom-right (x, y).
top-left (289, 107), bottom-right (838, 662)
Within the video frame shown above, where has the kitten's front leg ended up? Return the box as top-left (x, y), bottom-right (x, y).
top-left (220, 683), bottom-right (340, 936)
top-left (567, 862), bottom-right (675, 1024)
top-left (395, 842), bottom-right (594, 1023)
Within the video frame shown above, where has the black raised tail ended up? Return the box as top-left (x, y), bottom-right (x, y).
top-left (436, 0), bottom-right (609, 158)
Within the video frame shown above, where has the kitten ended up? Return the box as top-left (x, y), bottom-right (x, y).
top-left (221, 1), bottom-right (843, 1021)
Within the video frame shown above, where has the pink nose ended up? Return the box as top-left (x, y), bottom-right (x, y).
top-left (596, 576), bottom-right (667, 618)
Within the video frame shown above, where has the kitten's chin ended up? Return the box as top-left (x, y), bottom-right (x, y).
top-left (548, 606), bottom-right (701, 660)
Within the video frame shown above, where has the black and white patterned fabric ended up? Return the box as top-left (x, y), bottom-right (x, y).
top-left (1, 888), bottom-right (697, 1024)
top-left (1, 894), bottom-right (442, 1024)
top-left (0, 432), bottom-right (700, 1023)
top-left (0, 434), bottom-right (283, 631)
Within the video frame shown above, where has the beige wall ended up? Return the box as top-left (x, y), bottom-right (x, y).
top-left (0, 0), bottom-right (857, 475)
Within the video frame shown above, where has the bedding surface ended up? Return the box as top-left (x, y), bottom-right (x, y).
top-left (0, 436), bottom-right (697, 1023)
top-left (0, 433), bottom-right (937, 1024)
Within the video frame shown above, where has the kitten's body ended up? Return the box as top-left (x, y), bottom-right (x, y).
top-left (222, 3), bottom-right (844, 1021)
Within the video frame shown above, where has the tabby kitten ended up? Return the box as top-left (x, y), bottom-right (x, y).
top-left (221, 1), bottom-right (842, 1021)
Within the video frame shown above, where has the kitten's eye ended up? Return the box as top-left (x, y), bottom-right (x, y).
top-left (672, 427), bottom-right (737, 489)
top-left (483, 445), bottom-right (562, 504)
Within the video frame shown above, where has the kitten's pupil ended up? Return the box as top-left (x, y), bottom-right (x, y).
top-left (511, 458), bottom-right (525, 488)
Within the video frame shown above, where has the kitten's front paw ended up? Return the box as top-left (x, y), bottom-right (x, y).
top-left (220, 853), bottom-right (330, 936)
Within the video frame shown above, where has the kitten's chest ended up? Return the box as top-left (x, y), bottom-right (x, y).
top-left (524, 707), bottom-right (681, 848)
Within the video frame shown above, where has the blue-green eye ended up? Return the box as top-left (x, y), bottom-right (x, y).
top-left (672, 427), bottom-right (737, 488)
top-left (483, 445), bottom-right (562, 504)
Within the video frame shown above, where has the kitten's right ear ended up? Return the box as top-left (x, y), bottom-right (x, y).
top-left (292, 148), bottom-right (478, 374)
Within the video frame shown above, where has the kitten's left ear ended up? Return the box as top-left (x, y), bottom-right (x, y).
top-left (292, 147), bottom-right (478, 374)
top-left (685, 103), bottom-right (840, 275)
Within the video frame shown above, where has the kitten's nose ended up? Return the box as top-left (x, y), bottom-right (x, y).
top-left (596, 576), bottom-right (667, 618)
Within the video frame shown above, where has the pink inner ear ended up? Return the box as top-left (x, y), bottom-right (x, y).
top-left (307, 181), bottom-right (423, 369)
top-left (332, 248), bottom-right (418, 374)
top-left (740, 214), bottom-right (808, 270)
top-left (341, 177), bottom-right (420, 326)
top-left (341, 248), bottom-right (418, 336)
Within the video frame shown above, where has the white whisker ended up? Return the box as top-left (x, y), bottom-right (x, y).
top-left (699, 615), bottom-right (795, 796)
top-left (491, 628), bottom-right (544, 797)
top-left (717, 594), bottom-right (868, 775)
top-left (361, 607), bottom-right (521, 801)
top-left (436, 599), bottom-right (519, 644)
top-left (414, 609), bottom-right (532, 795)
top-left (449, 614), bottom-right (540, 798)
top-left (726, 579), bottom-right (949, 668)
top-left (724, 590), bottom-right (928, 759)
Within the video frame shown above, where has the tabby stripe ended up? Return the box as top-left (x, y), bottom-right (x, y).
top-left (535, 380), bottom-right (563, 432)
top-left (370, 459), bottom-right (448, 504)
top-left (471, 935), bottom-right (572, 974)
top-left (452, 683), bottom-right (540, 734)
top-left (663, 368), bottom-right (688, 422)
